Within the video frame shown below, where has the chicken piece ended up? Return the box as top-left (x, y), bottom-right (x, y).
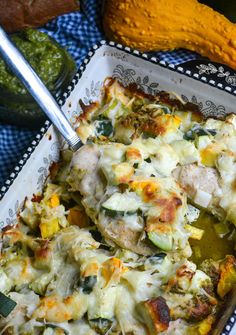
top-left (68, 144), bottom-right (103, 199)
top-left (97, 214), bottom-right (156, 256)
top-left (173, 164), bottom-right (219, 199)
top-left (70, 144), bottom-right (100, 173)
top-left (69, 145), bottom-right (156, 256)
top-left (173, 164), bottom-right (225, 220)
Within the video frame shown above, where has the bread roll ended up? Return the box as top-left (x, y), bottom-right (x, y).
top-left (0, 0), bottom-right (80, 33)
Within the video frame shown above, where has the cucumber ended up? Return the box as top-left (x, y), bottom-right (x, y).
top-left (148, 232), bottom-right (173, 251)
top-left (102, 192), bottom-right (141, 216)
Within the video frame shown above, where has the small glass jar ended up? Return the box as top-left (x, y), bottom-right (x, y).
top-left (0, 29), bottom-right (76, 128)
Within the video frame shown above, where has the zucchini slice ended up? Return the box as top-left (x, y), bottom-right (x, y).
top-left (145, 253), bottom-right (167, 268)
top-left (184, 126), bottom-right (216, 141)
top-left (95, 120), bottom-right (113, 137)
top-left (148, 232), bottom-right (173, 251)
top-left (0, 292), bottom-right (17, 317)
top-left (80, 275), bottom-right (97, 294)
top-left (89, 318), bottom-right (113, 335)
top-left (102, 192), bottom-right (141, 216)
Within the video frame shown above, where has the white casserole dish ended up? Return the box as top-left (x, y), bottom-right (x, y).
top-left (0, 41), bottom-right (236, 334)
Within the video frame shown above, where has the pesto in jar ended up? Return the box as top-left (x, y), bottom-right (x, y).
top-left (0, 29), bottom-right (64, 95)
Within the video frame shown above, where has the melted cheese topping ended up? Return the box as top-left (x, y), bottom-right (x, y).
top-left (1, 79), bottom-right (236, 335)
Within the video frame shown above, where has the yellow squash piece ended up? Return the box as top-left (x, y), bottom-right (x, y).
top-left (186, 224), bottom-right (204, 240)
top-left (50, 194), bottom-right (60, 208)
top-left (67, 206), bottom-right (90, 228)
top-left (217, 255), bottom-right (236, 298)
top-left (137, 297), bottom-right (170, 334)
top-left (189, 315), bottom-right (215, 335)
top-left (101, 257), bottom-right (127, 286)
top-left (200, 143), bottom-right (223, 167)
top-left (103, 0), bottom-right (236, 70)
top-left (198, 316), bottom-right (215, 335)
top-left (39, 218), bottom-right (60, 239)
top-left (112, 162), bottom-right (134, 184)
top-left (33, 293), bottom-right (88, 323)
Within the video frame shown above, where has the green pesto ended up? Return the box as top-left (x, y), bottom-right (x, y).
top-left (0, 29), bottom-right (64, 95)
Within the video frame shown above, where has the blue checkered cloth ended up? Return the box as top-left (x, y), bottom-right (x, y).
top-left (0, 0), bottom-right (200, 186)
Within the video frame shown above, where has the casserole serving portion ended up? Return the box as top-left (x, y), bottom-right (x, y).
top-left (0, 42), bottom-right (236, 334)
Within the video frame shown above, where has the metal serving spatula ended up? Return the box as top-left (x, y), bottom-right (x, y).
top-left (0, 25), bottom-right (82, 152)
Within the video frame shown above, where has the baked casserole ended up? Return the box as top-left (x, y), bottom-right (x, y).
top-left (0, 78), bottom-right (236, 335)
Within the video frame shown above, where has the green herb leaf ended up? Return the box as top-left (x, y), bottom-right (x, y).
top-left (184, 127), bottom-right (217, 141)
top-left (80, 276), bottom-right (97, 294)
top-left (96, 120), bottom-right (113, 137)
top-left (144, 157), bottom-right (151, 163)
